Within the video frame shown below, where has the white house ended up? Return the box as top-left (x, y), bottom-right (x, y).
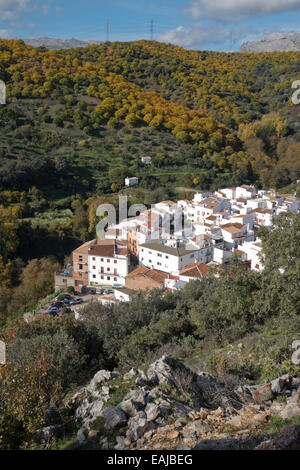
top-left (141, 156), bottom-right (152, 165)
top-left (193, 192), bottom-right (213, 203)
top-left (125, 176), bottom-right (139, 187)
top-left (88, 240), bottom-right (130, 286)
top-left (220, 223), bottom-right (248, 247)
top-left (238, 239), bottom-right (264, 271)
top-left (139, 239), bottom-right (205, 275)
top-left (219, 187), bottom-right (236, 200)
top-left (213, 247), bottom-right (234, 264)
top-left (235, 185), bottom-right (257, 199)
top-left (114, 287), bottom-right (135, 302)
top-left (249, 208), bottom-right (274, 227)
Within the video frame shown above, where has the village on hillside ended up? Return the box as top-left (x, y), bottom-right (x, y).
top-left (54, 185), bottom-right (299, 306)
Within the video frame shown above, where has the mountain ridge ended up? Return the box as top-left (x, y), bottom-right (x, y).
top-left (240, 32), bottom-right (300, 52)
top-left (23, 37), bottom-right (103, 50)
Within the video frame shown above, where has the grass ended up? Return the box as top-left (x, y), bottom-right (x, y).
top-left (266, 415), bottom-right (300, 435)
top-left (102, 375), bottom-right (137, 409)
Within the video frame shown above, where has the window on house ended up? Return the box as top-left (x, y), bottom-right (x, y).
top-left (107, 276), bottom-right (110, 280)
top-left (114, 260), bottom-right (117, 264)
top-left (93, 275), bottom-right (96, 279)
top-left (93, 266), bottom-right (96, 269)
top-left (165, 255), bottom-right (169, 259)
top-left (101, 275), bottom-right (104, 279)
top-left (114, 277), bottom-right (117, 281)
top-left (79, 264), bottom-right (83, 270)
top-left (92, 257), bottom-right (96, 261)
top-left (101, 258), bottom-right (104, 262)
top-left (107, 259), bottom-right (110, 263)
top-left (79, 256), bottom-right (83, 262)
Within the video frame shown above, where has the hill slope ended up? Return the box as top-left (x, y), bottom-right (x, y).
top-left (1, 38), bottom-right (300, 198)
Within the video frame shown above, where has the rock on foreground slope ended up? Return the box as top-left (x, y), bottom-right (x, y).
top-left (33, 355), bottom-right (300, 450)
top-left (240, 33), bottom-right (300, 52)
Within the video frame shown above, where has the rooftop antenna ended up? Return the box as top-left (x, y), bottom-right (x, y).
top-left (150, 19), bottom-right (154, 41)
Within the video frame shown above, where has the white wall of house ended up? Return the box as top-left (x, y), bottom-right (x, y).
top-left (125, 177), bottom-right (139, 187)
top-left (236, 186), bottom-right (256, 199)
top-left (213, 247), bottom-right (233, 264)
top-left (88, 254), bottom-right (129, 286)
top-left (238, 241), bottom-right (263, 271)
top-left (221, 188), bottom-right (236, 199)
top-left (193, 192), bottom-right (213, 203)
top-left (114, 289), bottom-right (131, 302)
top-left (139, 245), bottom-right (201, 274)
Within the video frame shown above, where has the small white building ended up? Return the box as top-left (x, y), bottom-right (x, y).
top-left (114, 287), bottom-right (135, 302)
top-left (125, 176), bottom-right (139, 187)
top-left (238, 240), bottom-right (264, 271)
top-left (235, 185), bottom-right (257, 199)
top-left (141, 156), bottom-right (152, 165)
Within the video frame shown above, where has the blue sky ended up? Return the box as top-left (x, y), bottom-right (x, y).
top-left (1, 0), bottom-right (300, 51)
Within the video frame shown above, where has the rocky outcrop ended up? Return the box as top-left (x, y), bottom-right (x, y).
top-left (240, 33), bottom-right (300, 53)
top-left (23, 37), bottom-right (103, 50)
top-left (100, 406), bottom-right (127, 430)
top-left (32, 424), bottom-right (65, 445)
top-left (255, 425), bottom-right (300, 450)
top-left (33, 355), bottom-right (300, 450)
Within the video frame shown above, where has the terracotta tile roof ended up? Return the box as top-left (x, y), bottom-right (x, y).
top-left (234, 249), bottom-right (244, 256)
top-left (249, 208), bottom-right (271, 215)
top-left (119, 248), bottom-right (129, 256)
top-left (127, 265), bottom-right (168, 284)
top-left (180, 262), bottom-right (209, 278)
top-left (221, 223), bottom-right (245, 234)
top-left (89, 244), bottom-right (115, 257)
top-left (157, 200), bottom-right (177, 206)
top-left (73, 239), bottom-right (97, 254)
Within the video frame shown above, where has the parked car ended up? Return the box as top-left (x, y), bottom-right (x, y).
top-left (47, 306), bottom-right (60, 314)
top-left (63, 294), bottom-right (73, 300)
top-left (89, 288), bottom-right (96, 295)
top-left (51, 301), bottom-right (64, 309)
top-left (69, 297), bottom-right (83, 305)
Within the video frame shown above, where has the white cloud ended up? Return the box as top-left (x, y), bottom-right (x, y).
top-left (157, 22), bottom-right (253, 50)
top-left (157, 23), bottom-right (230, 48)
top-left (187, 0), bottom-right (300, 22)
top-left (0, 0), bottom-right (32, 22)
top-left (0, 28), bottom-right (15, 38)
